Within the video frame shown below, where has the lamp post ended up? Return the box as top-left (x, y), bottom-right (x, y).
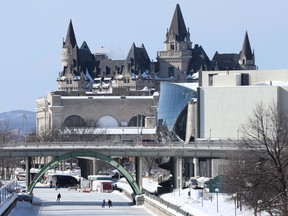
top-left (257, 200), bottom-right (262, 216)
top-left (136, 115), bottom-right (139, 145)
top-left (209, 128), bottom-right (211, 140)
top-left (140, 113), bottom-right (143, 146)
top-left (43, 107), bottom-right (47, 134)
top-left (178, 176), bottom-right (181, 196)
top-left (202, 187), bottom-right (204, 207)
top-left (170, 174), bottom-right (173, 192)
top-left (215, 188), bottom-right (219, 213)
top-left (22, 114), bottom-right (27, 142)
top-left (237, 129), bottom-right (239, 141)
top-left (233, 193), bottom-right (237, 216)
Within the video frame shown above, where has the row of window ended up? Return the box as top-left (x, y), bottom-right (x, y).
top-left (59, 87), bottom-right (79, 91)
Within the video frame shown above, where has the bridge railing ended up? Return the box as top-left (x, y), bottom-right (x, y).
top-left (1, 140), bottom-right (249, 150)
top-left (0, 180), bottom-right (17, 205)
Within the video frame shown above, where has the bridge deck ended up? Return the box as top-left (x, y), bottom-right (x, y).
top-left (0, 141), bottom-right (250, 158)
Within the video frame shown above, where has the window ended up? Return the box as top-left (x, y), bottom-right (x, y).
top-left (170, 42), bottom-right (175, 50)
top-left (168, 67), bottom-right (174, 78)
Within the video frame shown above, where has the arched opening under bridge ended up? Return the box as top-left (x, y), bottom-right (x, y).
top-left (27, 151), bottom-right (141, 195)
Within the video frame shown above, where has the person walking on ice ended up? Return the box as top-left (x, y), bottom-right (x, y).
top-left (102, 199), bottom-right (105, 207)
top-left (56, 193), bottom-right (61, 202)
top-left (108, 199), bottom-right (112, 208)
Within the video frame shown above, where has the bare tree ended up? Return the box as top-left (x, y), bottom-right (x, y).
top-left (38, 125), bottom-right (106, 143)
top-left (0, 119), bottom-right (23, 180)
top-left (143, 157), bottom-right (156, 177)
top-left (224, 102), bottom-right (288, 216)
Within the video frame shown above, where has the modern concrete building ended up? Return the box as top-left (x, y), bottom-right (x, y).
top-left (156, 69), bottom-right (288, 178)
top-left (198, 69), bottom-right (288, 140)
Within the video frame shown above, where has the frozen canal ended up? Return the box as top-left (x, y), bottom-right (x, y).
top-left (8, 187), bottom-right (155, 216)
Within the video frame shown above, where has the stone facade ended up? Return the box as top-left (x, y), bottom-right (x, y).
top-left (36, 92), bottom-right (158, 136)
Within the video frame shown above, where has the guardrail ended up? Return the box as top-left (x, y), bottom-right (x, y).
top-left (0, 180), bottom-right (17, 205)
top-left (0, 140), bottom-right (244, 149)
top-left (144, 190), bottom-right (189, 216)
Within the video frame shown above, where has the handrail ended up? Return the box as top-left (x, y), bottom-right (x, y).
top-left (1, 140), bottom-right (244, 150)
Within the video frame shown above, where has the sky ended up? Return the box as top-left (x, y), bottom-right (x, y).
top-left (1, 0), bottom-right (288, 113)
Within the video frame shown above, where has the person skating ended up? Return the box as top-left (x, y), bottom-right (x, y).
top-left (102, 199), bottom-right (105, 207)
top-left (56, 193), bottom-right (61, 202)
top-left (108, 199), bottom-right (112, 208)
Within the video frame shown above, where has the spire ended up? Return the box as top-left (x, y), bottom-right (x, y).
top-left (125, 43), bottom-right (151, 74)
top-left (125, 43), bottom-right (137, 67)
top-left (64, 19), bottom-right (77, 48)
top-left (168, 4), bottom-right (188, 42)
top-left (80, 41), bottom-right (91, 52)
top-left (240, 31), bottom-right (253, 61)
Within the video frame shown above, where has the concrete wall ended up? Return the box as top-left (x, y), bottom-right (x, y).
top-left (200, 69), bottom-right (288, 87)
top-left (213, 73), bottom-right (242, 86)
top-left (198, 86), bottom-right (279, 139)
top-left (144, 196), bottom-right (177, 216)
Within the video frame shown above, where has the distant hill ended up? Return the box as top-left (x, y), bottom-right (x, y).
top-left (0, 110), bottom-right (36, 134)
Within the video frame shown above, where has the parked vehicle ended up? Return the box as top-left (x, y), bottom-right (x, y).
top-left (46, 174), bottom-right (78, 188)
top-left (190, 178), bottom-right (199, 189)
top-left (88, 175), bottom-right (113, 193)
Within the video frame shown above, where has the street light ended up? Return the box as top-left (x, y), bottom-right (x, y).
top-left (136, 115), bottom-right (139, 145)
top-left (215, 188), bottom-right (219, 213)
top-left (202, 187), bottom-right (204, 207)
top-left (140, 113), bottom-right (143, 146)
top-left (258, 200), bottom-right (262, 216)
top-left (22, 114), bottom-right (27, 142)
top-left (170, 174), bottom-right (173, 192)
top-left (233, 193), bottom-right (237, 216)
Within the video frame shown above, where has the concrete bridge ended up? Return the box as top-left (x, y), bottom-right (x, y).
top-left (0, 140), bottom-right (249, 203)
top-left (0, 140), bottom-right (246, 158)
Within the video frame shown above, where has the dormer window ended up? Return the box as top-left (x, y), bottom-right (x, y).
top-left (170, 42), bottom-right (175, 50)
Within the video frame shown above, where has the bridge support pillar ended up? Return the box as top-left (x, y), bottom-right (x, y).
top-left (135, 157), bottom-right (142, 192)
top-left (193, 158), bottom-right (199, 177)
top-left (206, 159), bottom-right (212, 177)
top-left (92, 158), bottom-right (98, 175)
top-left (25, 156), bottom-right (32, 191)
top-left (78, 158), bottom-right (94, 179)
top-left (135, 194), bottom-right (144, 205)
top-left (171, 157), bottom-right (183, 189)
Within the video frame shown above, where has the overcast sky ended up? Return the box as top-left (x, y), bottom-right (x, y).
top-left (1, 0), bottom-right (288, 113)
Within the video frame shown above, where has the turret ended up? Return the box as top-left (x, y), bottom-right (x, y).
top-left (61, 19), bottom-right (78, 73)
top-left (239, 31), bottom-right (256, 70)
top-left (164, 4), bottom-right (192, 51)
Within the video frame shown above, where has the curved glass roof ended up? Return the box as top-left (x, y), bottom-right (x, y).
top-left (157, 82), bottom-right (197, 131)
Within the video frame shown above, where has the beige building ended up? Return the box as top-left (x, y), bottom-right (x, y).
top-left (36, 91), bottom-right (158, 138)
top-left (198, 69), bottom-right (288, 140)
